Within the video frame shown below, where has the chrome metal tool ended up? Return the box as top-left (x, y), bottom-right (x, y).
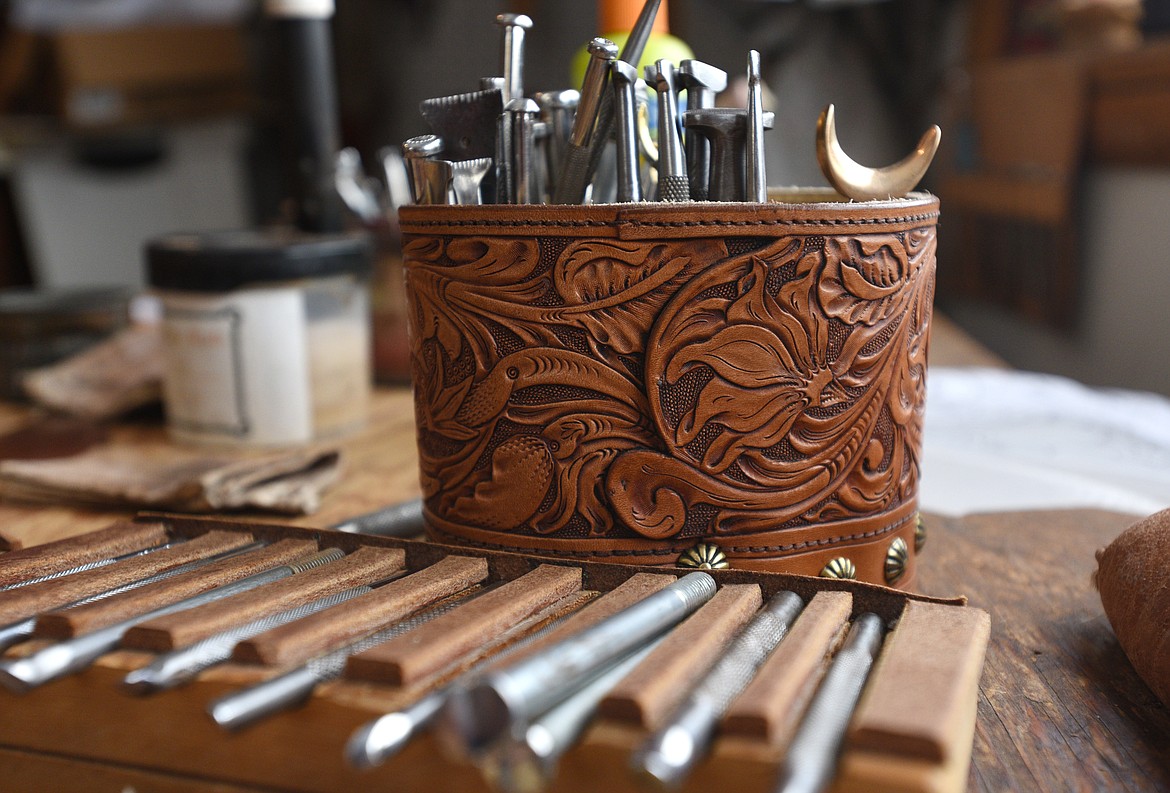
top-left (450, 157), bottom-right (493, 206)
top-left (495, 14), bottom-right (533, 105)
top-left (208, 584), bottom-right (497, 730)
top-left (330, 498), bottom-right (426, 538)
top-left (611, 60), bottom-right (643, 202)
top-left (0, 546), bottom-right (344, 693)
top-left (772, 613), bottom-right (886, 793)
top-left (121, 583), bottom-right (384, 694)
top-left (633, 590), bottom-right (805, 787)
top-left (677, 59), bottom-right (727, 201)
top-left (402, 135), bottom-right (450, 205)
top-left (484, 634), bottom-right (667, 793)
top-left (746, 50), bottom-right (768, 203)
top-left (553, 37), bottom-right (618, 204)
top-left (582, 0), bottom-right (665, 197)
top-left (345, 592), bottom-right (596, 769)
top-left (505, 98), bottom-right (542, 204)
top-left (647, 60), bottom-right (689, 202)
top-left (442, 572), bottom-right (717, 755)
top-left (535, 89), bottom-right (579, 198)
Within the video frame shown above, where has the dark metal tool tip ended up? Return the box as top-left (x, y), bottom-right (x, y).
top-left (442, 679), bottom-right (516, 756)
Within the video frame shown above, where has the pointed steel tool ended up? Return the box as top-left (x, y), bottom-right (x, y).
top-left (746, 50), bottom-right (768, 203)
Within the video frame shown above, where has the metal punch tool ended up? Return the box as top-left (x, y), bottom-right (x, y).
top-left (647, 60), bottom-right (690, 202)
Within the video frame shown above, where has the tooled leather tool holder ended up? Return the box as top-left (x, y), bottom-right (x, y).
top-left (0, 513), bottom-right (987, 793)
top-left (399, 193), bottom-right (939, 587)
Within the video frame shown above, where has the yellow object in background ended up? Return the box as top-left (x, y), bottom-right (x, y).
top-left (570, 0), bottom-right (694, 87)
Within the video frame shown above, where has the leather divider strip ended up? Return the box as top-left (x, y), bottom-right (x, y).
top-left (121, 546), bottom-right (407, 653)
top-left (475, 572), bottom-right (679, 674)
top-left (345, 563), bottom-right (582, 686)
top-left (721, 591), bottom-right (853, 744)
top-left (845, 599), bottom-right (992, 762)
top-left (0, 520), bottom-right (170, 588)
top-left (0, 531), bottom-right (255, 626)
top-left (599, 583), bottom-right (764, 730)
top-left (231, 554), bottom-right (489, 667)
top-left (34, 539), bottom-right (316, 639)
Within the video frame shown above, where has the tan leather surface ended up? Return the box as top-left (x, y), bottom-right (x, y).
top-left (399, 197), bottom-right (937, 587)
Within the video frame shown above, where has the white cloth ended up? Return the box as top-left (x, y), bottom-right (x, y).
top-left (920, 368), bottom-right (1170, 517)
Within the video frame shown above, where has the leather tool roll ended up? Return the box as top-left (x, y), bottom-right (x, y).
top-left (399, 192), bottom-right (938, 587)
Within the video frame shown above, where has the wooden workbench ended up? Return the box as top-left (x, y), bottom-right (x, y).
top-left (1, 319), bottom-right (1167, 792)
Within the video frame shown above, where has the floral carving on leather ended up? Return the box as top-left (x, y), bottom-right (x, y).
top-left (404, 226), bottom-right (933, 544)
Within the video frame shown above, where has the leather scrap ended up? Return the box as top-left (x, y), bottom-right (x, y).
top-left (21, 324), bottom-right (164, 421)
top-left (0, 443), bottom-right (342, 515)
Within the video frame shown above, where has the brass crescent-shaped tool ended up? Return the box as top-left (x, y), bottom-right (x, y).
top-left (816, 103), bottom-right (941, 201)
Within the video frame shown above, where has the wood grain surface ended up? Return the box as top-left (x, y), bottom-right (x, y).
top-left (916, 509), bottom-right (1170, 792)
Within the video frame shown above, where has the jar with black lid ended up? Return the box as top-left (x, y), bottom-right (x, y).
top-left (147, 228), bottom-right (373, 446)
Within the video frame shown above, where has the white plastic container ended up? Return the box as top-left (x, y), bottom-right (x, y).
top-left (147, 229), bottom-right (373, 447)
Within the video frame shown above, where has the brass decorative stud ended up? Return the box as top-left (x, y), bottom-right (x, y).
top-left (885, 537), bottom-right (910, 585)
top-left (915, 513), bottom-right (926, 552)
top-left (677, 542), bottom-right (729, 570)
top-left (816, 103), bottom-right (941, 201)
top-left (820, 557), bottom-right (856, 580)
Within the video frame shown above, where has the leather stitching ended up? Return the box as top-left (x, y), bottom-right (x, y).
top-left (427, 512), bottom-right (913, 559)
